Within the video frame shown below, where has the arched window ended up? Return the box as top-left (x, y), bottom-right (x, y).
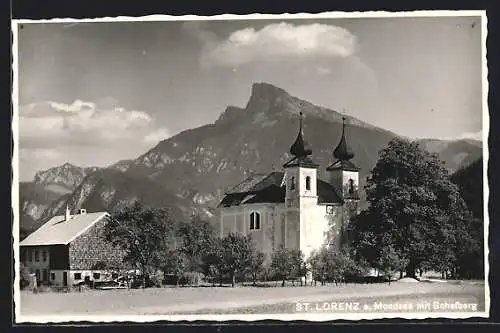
top-left (305, 176), bottom-right (311, 191)
top-left (250, 212), bottom-right (261, 230)
top-left (290, 176), bottom-right (295, 190)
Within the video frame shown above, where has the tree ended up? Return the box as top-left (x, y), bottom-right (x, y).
top-left (246, 251), bottom-right (265, 286)
top-left (202, 238), bottom-right (225, 287)
top-left (374, 244), bottom-right (407, 284)
top-left (161, 248), bottom-right (189, 286)
top-left (271, 246), bottom-right (304, 287)
top-left (104, 201), bottom-right (175, 288)
top-left (220, 233), bottom-right (257, 287)
top-left (176, 215), bottom-right (217, 272)
top-left (350, 138), bottom-right (473, 278)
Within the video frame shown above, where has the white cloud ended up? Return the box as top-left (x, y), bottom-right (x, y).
top-left (20, 148), bottom-right (61, 160)
top-left (459, 130), bottom-right (483, 141)
top-left (200, 22), bottom-right (358, 68)
top-left (18, 100), bottom-right (171, 180)
top-left (143, 128), bottom-right (170, 144)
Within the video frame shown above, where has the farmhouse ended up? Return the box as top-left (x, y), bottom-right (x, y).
top-left (218, 112), bottom-right (361, 261)
top-left (19, 207), bottom-right (124, 286)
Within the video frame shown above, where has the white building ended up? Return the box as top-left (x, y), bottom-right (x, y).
top-left (20, 207), bottom-right (124, 287)
top-left (218, 112), bottom-right (361, 261)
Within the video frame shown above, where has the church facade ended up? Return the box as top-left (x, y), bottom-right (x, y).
top-left (218, 112), bottom-right (361, 261)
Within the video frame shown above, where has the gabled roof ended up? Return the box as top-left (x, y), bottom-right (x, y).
top-left (226, 172), bottom-right (285, 194)
top-left (20, 212), bottom-right (109, 247)
top-left (218, 172), bottom-right (343, 208)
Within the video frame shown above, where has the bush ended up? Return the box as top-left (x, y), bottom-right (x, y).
top-left (149, 271), bottom-right (164, 288)
top-left (179, 271), bottom-right (204, 286)
top-left (20, 263), bottom-right (32, 290)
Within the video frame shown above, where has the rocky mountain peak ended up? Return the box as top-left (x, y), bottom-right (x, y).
top-left (33, 163), bottom-right (100, 191)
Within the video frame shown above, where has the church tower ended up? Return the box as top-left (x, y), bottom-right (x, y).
top-left (326, 117), bottom-right (360, 245)
top-left (282, 112), bottom-right (319, 252)
top-left (283, 112), bottom-right (319, 208)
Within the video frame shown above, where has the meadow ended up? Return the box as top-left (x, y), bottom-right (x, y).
top-left (18, 280), bottom-right (485, 317)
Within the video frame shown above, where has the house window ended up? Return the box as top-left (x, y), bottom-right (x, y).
top-left (326, 205), bottom-right (335, 215)
top-left (26, 250), bottom-right (31, 262)
top-left (250, 212), bottom-right (261, 230)
top-left (42, 250), bottom-right (47, 262)
top-left (42, 269), bottom-right (48, 282)
top-left (306, 176), bottom-right (311, 191)
top-left (93, 272), bottom-right (101, 280)
top-left (51, 273), bottom-right (56, 280)
top-left (290, 176), bottom-right (295, 190)
top-left (35, 269), bottom-right (40, 281)
top-left (34, 250), bottom-right (39, 262)
top-left (74, 273), bottom-right (82, 280)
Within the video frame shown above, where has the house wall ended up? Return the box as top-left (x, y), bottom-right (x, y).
top-left (68, 216), bottom-right (126, 271)
top-left (299, 198), bottom-right (343, 259)
top-left (220, 203), bottom-right (288, 262)
top-left (50, 269), bottom-right (114, 286)
top-left (20, 245), bottom-right (51, 283)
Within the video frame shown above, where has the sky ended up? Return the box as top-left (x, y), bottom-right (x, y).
top-left (15, 15), bottom-right (484, 181)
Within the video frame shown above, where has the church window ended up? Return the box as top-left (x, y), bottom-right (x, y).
top-left (290, 176), bottom-right (295, 190)
top-left (305, 176), bottom-right (311, 191)
top-left (348, 179), bottom-right (355, 195)
top-left (250, 212), bottom-right (261, 230)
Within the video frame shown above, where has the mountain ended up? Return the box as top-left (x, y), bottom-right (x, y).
top-left (123, 82), bottom-right (481, 210)
top-left (33, 162), bottom-right (100, 193)
top-left (450, 158), bottom-right (483, 219)
top-left (19, 163), bottom-right (102, 234)
top-left (416, 138), bottom-right (482, 173)
top-left (19, 82), bottom-right (483, 235)
top-left (35, 168), bottom-right (197, 230)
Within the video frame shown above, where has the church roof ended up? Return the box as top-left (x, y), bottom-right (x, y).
top-left (283, 112), bottom-right (318, 169)
top-left (218, 172), bottom-right (343, 208)
top-left (326, 159), bottom-right (360, 172)
top-left (225, 172), bottom-right (285, 194)
top-left (333, 117), bottom-right (355, 162)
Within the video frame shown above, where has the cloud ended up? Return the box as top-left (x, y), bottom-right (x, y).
top-left (18, 99), bottom-right (171, 180)
top-left (19, 99), bottom-right (168, 148)
top-left (200, 22), bottom-right (358, 68)
top-left (20, 148), bottom-right (61, 160)
top-left (143, 128), bottom-right (170, 144)
top-left (459, 130), bottom-right (483, 141)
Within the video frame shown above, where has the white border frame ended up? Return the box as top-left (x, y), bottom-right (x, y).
top-left (12, 10), bottom-right (489, 323)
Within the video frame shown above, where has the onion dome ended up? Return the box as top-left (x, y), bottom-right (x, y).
top-left (290, 112), bottom-right (312, 158)
top-left (333, 117), bottom-right (355, 161)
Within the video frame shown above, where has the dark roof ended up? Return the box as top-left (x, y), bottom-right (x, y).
top-left (326, 159), bottom-right (360, 172)
top-left (317, 180), bottom-right (343, 204)
top-left (289, 112), bottom-right (313, 159)
top-left (333, 117), bottom-right (355, 161)
top-left (218, 184), bottom-right (286, 207)
top-left (226, 172), bottom-right (284, 194)
top-left (218, 172), bottom-right (343, 207)
top-left (283, 156), bottom-right (319, 169)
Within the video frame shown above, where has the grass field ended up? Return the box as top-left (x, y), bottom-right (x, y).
top-left (18, 280), bottom-right (485, 317)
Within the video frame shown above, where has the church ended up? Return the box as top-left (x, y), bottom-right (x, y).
top-left (218, 112), bottom-right (361, 261)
